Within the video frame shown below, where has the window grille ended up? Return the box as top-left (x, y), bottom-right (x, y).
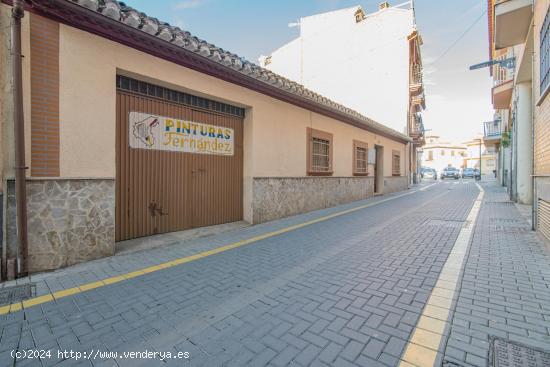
top-left (392, 151), bottom-right (400, 176)
top-left (355, 146), bottom-right (367, 174)
top-left (312, 138), bottom-right (330, 171)
top-left (306, 128), bottom-right (333, 175)
top-left (541, 7), bottom-right (550, 94)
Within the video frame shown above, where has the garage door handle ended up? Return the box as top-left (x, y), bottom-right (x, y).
top-left (148, 202), bottom-right (168, 217)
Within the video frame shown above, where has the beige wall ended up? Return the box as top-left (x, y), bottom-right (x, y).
top-left (11, 18), bottom-right (407, 221)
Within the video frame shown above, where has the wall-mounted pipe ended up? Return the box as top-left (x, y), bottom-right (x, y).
top-left (531, 16), bottom-right (536, 231)
top-left (11, 0), bottom-right (28, 276)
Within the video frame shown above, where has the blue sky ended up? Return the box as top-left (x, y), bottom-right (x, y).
top-left (124, 0), bottom-right (493, 143)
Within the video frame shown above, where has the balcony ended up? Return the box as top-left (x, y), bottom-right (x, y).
top-left (411, 93), bottom-right (426, 112)
top-left (410, 114), bottom-right (425, 146)
top-left (494, 0), bottom-right (532, 49)
top-left (409, 64), bottom-right (423, 96)
top-left (483, 120), bottom-right (502, 144)
top-left (492, 80), bottom-right (513, 109)
top-left (492, 57), bottom-right (514, 109)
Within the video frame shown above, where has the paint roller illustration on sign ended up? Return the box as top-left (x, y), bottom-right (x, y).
top-left (129, 112), bottom-right (234, 156)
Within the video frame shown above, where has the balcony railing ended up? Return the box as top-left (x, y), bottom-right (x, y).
top-left (411, 114), bottom-right (424, 136)
top-left (484, 120), bottom-right (502, 138)
top-left (493, 51), bottom-right (515, 86)
top-left (411, 64), bottom-right (422, 85)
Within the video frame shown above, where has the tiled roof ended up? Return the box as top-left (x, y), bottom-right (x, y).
top-left (68, 0), bottom-right (411, 142)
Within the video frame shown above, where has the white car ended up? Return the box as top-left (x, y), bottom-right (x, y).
top-left (423, 168), bottom-right (437, 180)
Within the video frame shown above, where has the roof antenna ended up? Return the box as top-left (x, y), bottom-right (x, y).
top-left (411, 0), bottom-right (417, 27)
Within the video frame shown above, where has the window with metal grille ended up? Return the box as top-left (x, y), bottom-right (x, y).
top-left (353, 140), bottom-right (368, 175)
top-left (541, 7), bottom-right (550, 94)
top-left (307, 128), bottom-right (333, 175)
top-left (356, 147), bottom-right (367, 173)
top-left (392, 150), bottom-right (400, 176)
top-left (312, 138), bottom-right (330, 171)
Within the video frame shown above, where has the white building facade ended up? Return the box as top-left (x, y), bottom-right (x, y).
top-left (260, 1), bottom-right (426, 182)
top-left (421, 135), bottom-right (466, 174)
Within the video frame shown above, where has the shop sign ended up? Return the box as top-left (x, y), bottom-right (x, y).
top-left (129, 112), bottom-right (234, 156)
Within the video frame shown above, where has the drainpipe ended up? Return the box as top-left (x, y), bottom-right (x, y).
top-left (11, 0), bottom-right (28, 277)
top-left (531, 17), bottom-right (536, 230)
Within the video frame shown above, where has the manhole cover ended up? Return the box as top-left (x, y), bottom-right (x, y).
top-left (485, 201), bottom-right (516, 206)
top-left (492, 338), bottom-right (550, 367)
top-left (491, 218), bottom-right (522, 224)
top-left (0, 283), bottom-right (36, 306)
top-left (426, 219), bottom-right (465, 228)
top-left (491, 225), bottom-right (531, 232)
top-left (489, 218), bottom-right (530, 232)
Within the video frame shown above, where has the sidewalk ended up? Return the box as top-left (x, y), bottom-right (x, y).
top-left (442, 182), bottom-right (550, 366)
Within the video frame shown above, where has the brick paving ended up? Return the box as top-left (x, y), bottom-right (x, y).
top-left (0, 184), bottom-right (437, 297)
top-left (1, 181), bottom-right (549, 367)
top-left (442, 182), bottom-right (550, 367)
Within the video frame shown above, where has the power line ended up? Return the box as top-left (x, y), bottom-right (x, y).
top-left (432, 9), bottom-right (487, 65)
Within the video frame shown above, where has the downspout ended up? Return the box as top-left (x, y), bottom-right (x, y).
top-left (531, 15), bottom-right (536, 230)
top-left (513, 112), bottom-right (516, 200)
top-left (11, 0), bottom-right (28, 277)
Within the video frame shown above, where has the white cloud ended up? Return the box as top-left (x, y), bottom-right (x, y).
top-left (174, 0), bottom-right (203, 10)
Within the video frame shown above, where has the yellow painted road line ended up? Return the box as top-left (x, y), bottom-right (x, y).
top-left (0, 184), bottom-right (438, 315)
top-left (399, 183), bottom-right (484, 367)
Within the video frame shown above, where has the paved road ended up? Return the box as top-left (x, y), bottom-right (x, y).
top-left (0, 181), bottom-right (548, 367)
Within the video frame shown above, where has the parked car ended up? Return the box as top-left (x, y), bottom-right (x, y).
top-left (462, 168), bottom-right (475, 178)
top-left (421, 167), bottom-right (436, 178)
top-left (423, 168), bottom-right (437, 180)
top-left (441, 167), bottom-right (460, 180)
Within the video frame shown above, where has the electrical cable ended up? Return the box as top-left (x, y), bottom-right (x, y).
top-left (431, 9), bottom-right (487, 65)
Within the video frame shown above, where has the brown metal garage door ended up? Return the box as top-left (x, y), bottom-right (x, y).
top-left (115, 76), bottom-right (244, 241)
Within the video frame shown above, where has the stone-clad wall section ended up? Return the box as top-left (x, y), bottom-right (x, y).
top-left (6, 179), bottom-right (115, 272)
top-left (383, 176), bottom-right (408, 194)
top-left (252, 177), bottom-right (375, 223)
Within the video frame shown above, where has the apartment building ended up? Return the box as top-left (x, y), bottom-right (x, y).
top-left (487, 0), bottom-right (550, 241)
top-left (487, 1), bottom-right (531, 202)
top-left (260, 1), bottom-right (426, 183)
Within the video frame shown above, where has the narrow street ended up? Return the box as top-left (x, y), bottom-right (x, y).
top-left (1, 180), bottom-right (548, 367)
